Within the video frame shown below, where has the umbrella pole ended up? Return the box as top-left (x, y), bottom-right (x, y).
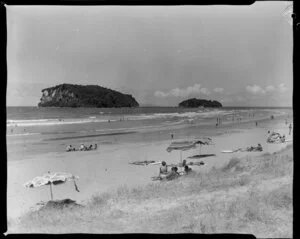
top-left (180, 151), bottom-right (182, 163)
top-left (49, 183), bottom-right (53, 201)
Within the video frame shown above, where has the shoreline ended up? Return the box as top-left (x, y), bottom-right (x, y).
top-left (7, 109), bottom-right (291, 161)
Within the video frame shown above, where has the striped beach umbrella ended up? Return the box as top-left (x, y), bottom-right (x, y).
top-left (193, 137), bottom-right (213, 155)
top-left (24, 171), bottom-right (79, 201)
top-left (166, 141), bottom-right (197, 162)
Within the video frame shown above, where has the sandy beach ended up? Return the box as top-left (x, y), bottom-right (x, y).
top-left (7, 109), bottom-right (293, 220)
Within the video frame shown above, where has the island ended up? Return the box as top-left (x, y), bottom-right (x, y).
top-left (178, 98), bottom-right (222, 108)
top-left (38, 84), bottom-right (139, 108)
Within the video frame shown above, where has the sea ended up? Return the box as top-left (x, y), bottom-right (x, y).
top-left (6, 106), bottom-right (292, 160)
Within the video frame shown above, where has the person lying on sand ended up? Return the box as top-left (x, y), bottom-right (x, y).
top-left (66, 145), bottom-right (75, 152)
top-left (234, 143), bottom-right (263, 152)
top-left (79, 144), bottom-right (85, 151)
top-left (246, 143), bottom-right (263, 152)
top-left (159, 161), bottom-right (168, 176)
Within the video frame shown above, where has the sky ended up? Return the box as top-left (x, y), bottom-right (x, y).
top-left (6, 2), bottom-right (293, 107)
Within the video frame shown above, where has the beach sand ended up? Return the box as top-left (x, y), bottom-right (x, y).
top-left (7, 112), bottom-right (293, 220)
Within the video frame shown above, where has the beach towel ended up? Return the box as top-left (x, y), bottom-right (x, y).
top-left (129, 160), bottom-right (156, 166)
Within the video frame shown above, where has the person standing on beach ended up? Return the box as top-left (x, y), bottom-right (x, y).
top-left (256, 121), bottom-right (258, 127)
top-left (289, 123), bottom-right (292, 135)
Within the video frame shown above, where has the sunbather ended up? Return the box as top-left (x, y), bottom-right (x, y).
top-left (183, 165), bottom-right (192, 175)
top-left (66, 145), bottom-right (74, 152)
top-left (159, 161), bottom-right (168, 176)
top-left (267, 132), bottom-right (285, 143)
top-left (234, 143), bottom-right (263, 152)
top-left (159, 167), bottom-right (178, 180)
top-left (256, 143), bottom-right (263, 151)
top-left (165, 167), bottom-right (180, 180)
top-left (79, 144), bottom-right (85, 151)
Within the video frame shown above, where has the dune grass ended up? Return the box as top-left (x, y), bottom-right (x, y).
top-left (8, 144), bottom-right (293, 236)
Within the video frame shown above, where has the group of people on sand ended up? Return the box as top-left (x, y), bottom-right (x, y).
top-left (66, 143), bottom-right (97, 152)
top-left (267, 131), bottom-right (286, 143)
top-left (158, 160), bottom-right (192, 181)
top-left (233, 143), bottom-right (263, 153)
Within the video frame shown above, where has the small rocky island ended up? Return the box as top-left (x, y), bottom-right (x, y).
top-left (178, 98), bottom-right (222, 108)
top-left (38, 84), bottom-right (139, 108)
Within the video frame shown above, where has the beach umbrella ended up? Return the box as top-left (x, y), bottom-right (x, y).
top-left (24, 171), bottom-right (79, 201)
top-left (193, 137), bottom-right (213, 155)
top-left (166, 141), bottom-right (197, 162)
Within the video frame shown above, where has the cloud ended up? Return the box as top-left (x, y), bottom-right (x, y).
top-left (154, 84), bottom-right (210, 98)
top-left (246, 84), bottom-right (289, 95)
top-left (154, 91), bottom-right (169, 97)
top-left (200, 88), bottom-right (210, 95)
top-left (213, 87), bottom-right (224, 93)
top-left (246, 85), bottom-right (266, 95)
top-left (265, 85), bottom-right (276, 92)
top-left (278, 83), bottom-right (288, 93)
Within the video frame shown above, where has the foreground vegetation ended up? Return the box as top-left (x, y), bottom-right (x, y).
top-left (8, 144), bottom-right (293, 237)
